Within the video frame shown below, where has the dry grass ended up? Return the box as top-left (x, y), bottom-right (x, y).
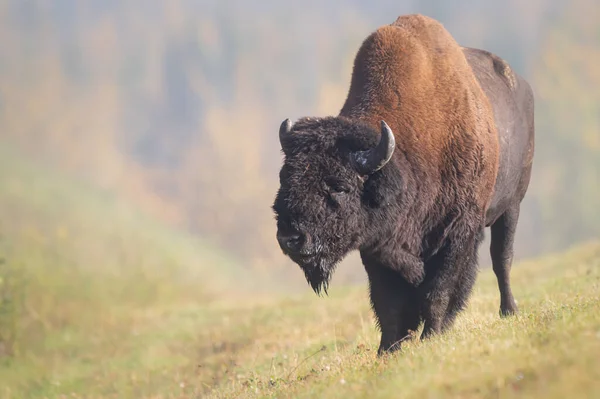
top-left (1, 146), bottom-right (599, 398)
top-left (200, 243), bottom-right (600, 399)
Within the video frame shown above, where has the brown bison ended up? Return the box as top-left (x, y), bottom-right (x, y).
top-left (272, 14), bottom-right (535, 355)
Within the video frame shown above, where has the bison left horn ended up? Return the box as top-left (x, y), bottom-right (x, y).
top-left (279, 118), bottom-right (293, 145)
top-left (351, 120), bottom-right (396, 175)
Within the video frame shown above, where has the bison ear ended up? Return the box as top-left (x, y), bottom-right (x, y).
top-left (350, 120), bottom-right (395, 175)
top-left (279, 118), bottom-right (293, 146)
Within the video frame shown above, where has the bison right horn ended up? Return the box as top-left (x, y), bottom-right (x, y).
top-left (279, 118), bottom-right (293, 145)
top-left (350, 120), bottom-right (396, 175)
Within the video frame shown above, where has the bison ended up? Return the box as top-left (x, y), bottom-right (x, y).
top-left (272, 14), bottom-right (534, 355)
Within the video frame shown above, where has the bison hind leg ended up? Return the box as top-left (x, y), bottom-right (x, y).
top-left (490, 203), bottom-right (520, 317)
top-left (364, 261), bottom-right (420, 356)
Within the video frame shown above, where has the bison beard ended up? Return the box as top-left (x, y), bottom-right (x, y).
top-left (273, 14), bottom-right (534, 356)
top-left (300, 257), bottom-right (333, 296)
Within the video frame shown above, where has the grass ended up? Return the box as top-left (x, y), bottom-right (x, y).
top-left (1, 145), bottom-right (599, 398)
top-left (198, 243), bottom-right (600, 399)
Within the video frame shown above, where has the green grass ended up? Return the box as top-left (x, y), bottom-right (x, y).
top-left (1, 146), bottom-right (599, 398)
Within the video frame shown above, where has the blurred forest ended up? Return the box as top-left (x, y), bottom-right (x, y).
top-left (0, 0), bottom-right (598, 282)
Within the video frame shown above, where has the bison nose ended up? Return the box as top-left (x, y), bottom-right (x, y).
top-left (277, 230), bottom-right (306, 254)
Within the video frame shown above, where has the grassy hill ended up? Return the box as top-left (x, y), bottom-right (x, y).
top-left (1, 147), bottom-right (599, 399)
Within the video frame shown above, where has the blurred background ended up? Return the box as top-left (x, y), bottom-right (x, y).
top-left (0, 0), bottom-right (598, 291)
top-left (0, 2), bottom-right (599, 394)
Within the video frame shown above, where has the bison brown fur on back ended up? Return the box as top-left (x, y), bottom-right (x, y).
top-left (272, 14), bottom-right (535, 356)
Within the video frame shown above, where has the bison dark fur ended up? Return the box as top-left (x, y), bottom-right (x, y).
top-left (272, 14), bottom-right (535, 356)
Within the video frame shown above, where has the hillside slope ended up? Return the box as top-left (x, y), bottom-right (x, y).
top-left (0, 145), bottom-right (249, 396)
top-left (1, 148), bottom-right (599, 399)
top-left (204, 243), bottom-right (600, 399)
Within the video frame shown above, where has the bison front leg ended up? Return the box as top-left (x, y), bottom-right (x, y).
top-left (364, 260), bottom-right (420, 356)
top-left (443, 228), bottom-right (484, 328)
top-left (420, 229), bottom-right (481, 339)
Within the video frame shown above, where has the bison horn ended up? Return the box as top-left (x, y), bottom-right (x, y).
top-left (351, 120), bottom-right (396, 175)
top-left (279, 118), bottom-right (293, 145)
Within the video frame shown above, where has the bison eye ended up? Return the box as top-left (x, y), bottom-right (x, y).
top-left (324, 177), bottom-right (351, 194)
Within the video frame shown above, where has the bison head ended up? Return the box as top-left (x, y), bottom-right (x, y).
top-left (272, 116), bottom-right (397, 294)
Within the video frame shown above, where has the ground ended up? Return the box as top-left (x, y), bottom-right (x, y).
top-left (0, 145), bottom-right (599, 399)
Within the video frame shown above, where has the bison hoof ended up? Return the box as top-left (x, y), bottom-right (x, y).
top-left (499, 305), bottom-right (518, 318)
top-left (377, 342), bottom-right (403, 357)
